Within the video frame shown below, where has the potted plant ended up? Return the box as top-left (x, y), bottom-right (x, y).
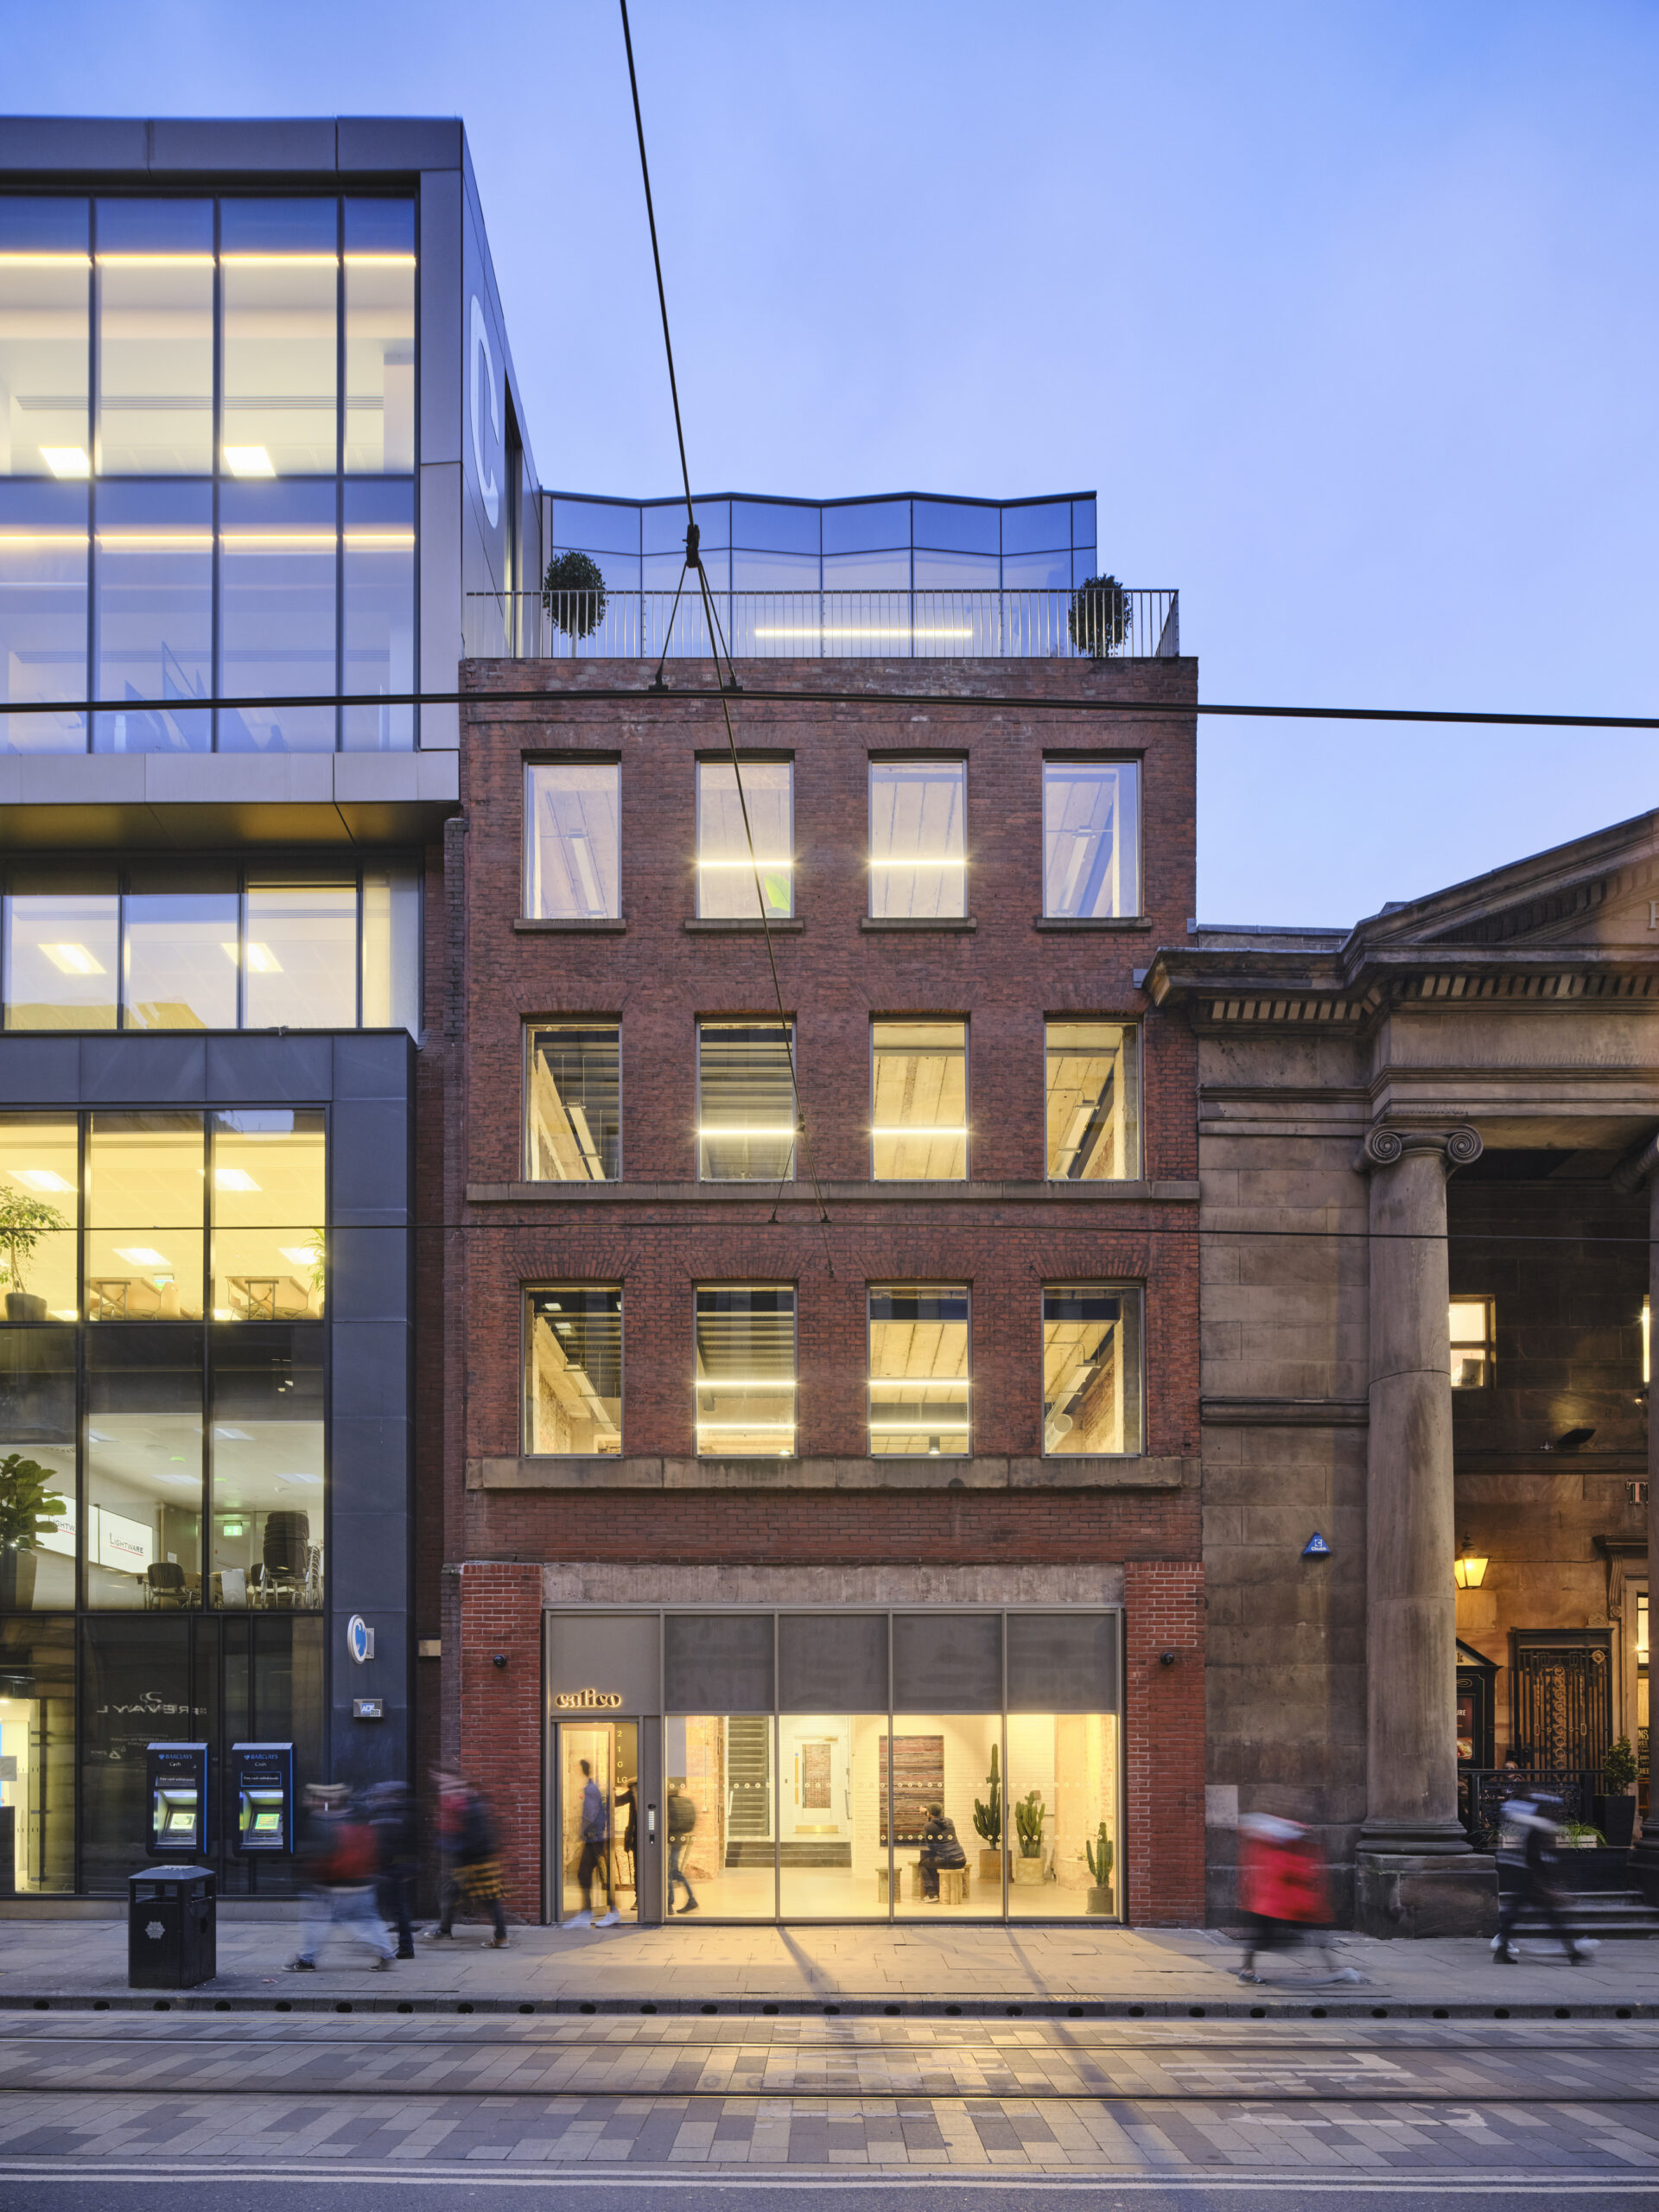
top-left (0, 1452), bottom-right (66, 1610)
top-left (1085, 1821), bottom-right (1115, 1915)
top-left (1014, 1788), bottom-right (1046, 1885)
top-left (542, 550), bottom-right (609, 658)
top-left (0, 1190), bottom-right (68, 1322)
top-left (1067, 574), bottom-right (1133, 660)
top-left (1596, 1736), bottom-right (1639, 1848)
top-left (973, 1744), bottom-right (1004, 1884)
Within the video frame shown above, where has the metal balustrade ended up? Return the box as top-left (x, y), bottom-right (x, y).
top-left (463, 588), bottom-right (1179, 663)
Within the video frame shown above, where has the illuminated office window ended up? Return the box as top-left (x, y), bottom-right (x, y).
top-left (123, 873), bottom-right (238, 1030)
top-left (872, 1020), bottom-right (966, 1181)
top-left (868, 1286), bottom-right (969, 1458)
top-left (0, 484), bottom-right (88, 754)
top-left (84, 1326), bottom-right (204, 1610)
top-left (0, 198), bottom-right (89, 480)
top-left (524, 762), bottom-right (621, 920)
top-left (92, 481), bottom-right (213, 753)
top-left (1450, 1298), bottom-right (1495, 1389)
top-left (699, 1020), bottom-right (795, 1182)
top-left (697, 759), bottom-right (792, 918)
top-left (869, 760), bottom-right (965, 918)
top-left (1045, 1021), bottom-right (1139, 1181)
top-left (243, 879), bottom-right (357, 1030)
top-left (209, 1325), bottom-right (324, 1606)
top-left (1042, 1285), bottom-right (1143, 1455)
top-left (210, 1110), bottom-right (326, 1322)
top-left (94, 200), bottom-right (213, 476)
top-left (220, 200), bottom-right (337, 479)
top-left (343, 200), bottom-right (416, 474)
top-left (696, 1285), bottom-right (796, 1458)
top-left (342, 480), bottom-right (414, 751)
top-left (1043, 760), bottom-right (1140, 918)
top-left (5, 874), bottom-right (118, 1029)
top-left (524, 1286), bottom-right (622, 1455)
top-left (0, 1114), bottom-right (79, 1322)
top-left (525, 1023), bottom-right (620, 1182)
top-left (85, 1111), bottom-right (206, 1325)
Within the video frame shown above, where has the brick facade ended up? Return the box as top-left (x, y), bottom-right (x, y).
top-left (427, 656), bottom-right (1205, 1929)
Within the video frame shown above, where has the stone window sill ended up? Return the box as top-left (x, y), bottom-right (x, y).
top-left (514, 917), bottom-right (627, 933)
top-left (860, 916), bottom-right (976, 933)
top-left (683, 918), bottom-right (804, 934)
top-left (1033, 916), bottom-right (1153, 931)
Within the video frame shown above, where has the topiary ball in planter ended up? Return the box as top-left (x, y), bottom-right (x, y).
top-left (542, 550), bottom-right (609, 648)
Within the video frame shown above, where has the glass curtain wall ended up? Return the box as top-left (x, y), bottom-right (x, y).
top-left (0, 193), bottom-right (416, 754)
top-left (1, 861), bottom-right (420, 1033)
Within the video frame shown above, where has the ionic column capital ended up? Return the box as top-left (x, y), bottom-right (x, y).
top-left (1360, 1123), bottom-right (1483, 1173)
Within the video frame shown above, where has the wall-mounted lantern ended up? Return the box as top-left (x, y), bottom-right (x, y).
top-left (1453, 1535), bottom-right (1488, 1590)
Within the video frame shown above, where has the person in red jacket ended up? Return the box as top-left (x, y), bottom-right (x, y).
top-left (1236, 1813), bottom-right (1357, 1985)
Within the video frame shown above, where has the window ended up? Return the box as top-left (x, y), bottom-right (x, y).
top-left (0, 1327), bottom-right (76, 1607)
top-left (696, 1285), bottom-right (796, 1458)
top-left (869, 760), bottom-right (965, 918)
top-left (0, 1617), bottom-right (74, 1891)
top-left (525, 1023), bottom-right (620, 1182)
top-left (1451, 1298), bottom-right (1495, 1389)
top-left (1046, 1021), bottom-right (1139, 1180)
top-left (0, 483), bottom-right (88, 754)
top-left (1042, 760), bottom-right (1140, 918)
top-left (94, 200), bottom-right (214, 475)
top-left (525, 1287), bottom-right (622, 1456)
top-left (86, 1112), bottom-right (206, 1322)
top-left (219, 480), bottom-right (338, 753)
top-left (871, 1020), bottom-right (966, 1181)
top-left (0, 1113), bottom-right (79, 1319)
top-left (210, 1324), bottom-right (324, 1606)
top-left (699, 1020), bottom-right (795, 1182)
top-left (697, 760), bottom-right (792, 918)
top-left (342, 480), bottom-right (415, 751)
top-left (1043, 1285), bottom-right (1142, 1455)
top-left (524, 763), bottom-right (621, 921)
top-left (92, 483), bottom-right (213, 753)
top-left (2, 863), bottom-right (418, 1036)
top-left (85, 1325), bottom-right (204, 1607)
top-left (868, 1285), bottom-right (969, 1457)
top-left (343, 199), bottom-right (416, 474)
top-left (4, 874), bottom-right (118, 1029)
top-left (220, 200), bottom-right (338, 478)
top-left (0, 198), bottom-right (89, 480)
top-left (209, 1110), bottom-right (326, 1322)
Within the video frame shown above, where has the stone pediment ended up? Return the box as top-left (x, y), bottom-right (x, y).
top-left (1369, 810), bottom-right (1659, 955)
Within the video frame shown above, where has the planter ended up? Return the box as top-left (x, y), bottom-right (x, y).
top-left (1595, 1794), bottom-right (1637, 1849)
top-left (977, 1849), bottom-right (1003, 1885)
top-left (0, 1548), bottom-right (35, 1609)
top-left (1013, 1855), bottom-right (1045, 1886)
top-left (4, 1293), bottom-right (44, 1323)
top-left (1085, 1885), bottom-right (1115, 1916)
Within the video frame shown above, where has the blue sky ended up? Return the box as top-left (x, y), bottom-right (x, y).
top-left (12, 1), bottom-right (1657, 925)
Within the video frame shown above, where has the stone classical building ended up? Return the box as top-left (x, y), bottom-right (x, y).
top-left (1150, 807), bottom-right (1659, 1934)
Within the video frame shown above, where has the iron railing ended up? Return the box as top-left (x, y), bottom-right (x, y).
top-left (1459, 1766), bottom-right (1605, 1852)
top-left (463, 588), bottom-right (1179, 664)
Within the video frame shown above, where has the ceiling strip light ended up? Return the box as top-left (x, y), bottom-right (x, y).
top-left (0, 251), bottom-right (91, 268)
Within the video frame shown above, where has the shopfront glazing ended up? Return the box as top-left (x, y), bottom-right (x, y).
top-left (544, 1608), bottom-right (1122, 1925)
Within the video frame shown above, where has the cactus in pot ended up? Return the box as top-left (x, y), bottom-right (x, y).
top-left (1013, 1789), bottom-right (1046, 1884)
top-left (1085, 1821), bottom-right (1115, 1914)
top-left (973, 1743), bottom-right (1004, 1882)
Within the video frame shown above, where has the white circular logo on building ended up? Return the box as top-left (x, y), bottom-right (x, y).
top-left (347, 1615), bottom-right (374, 1665)
top-left (469, 295), bottom-right (500, 529)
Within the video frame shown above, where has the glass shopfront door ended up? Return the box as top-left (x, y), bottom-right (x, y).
top-left (555, 1718), bottom-right (662, 1925)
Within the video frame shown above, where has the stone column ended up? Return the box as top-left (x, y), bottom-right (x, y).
top-left (1628, 1158), bottom-right (1659, 1894)
top-left (1355, 1123), bottom-right (1497, 1936)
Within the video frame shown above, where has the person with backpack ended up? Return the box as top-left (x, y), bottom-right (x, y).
top-left (569, 1758), bottom-right (620, 1929)
top-left (1492, 1793), bottom-right (1600, 1966)
top-left (667, 1783), bottom-right (699, 1915)
top-left (429, 1771), bottom-right (510, 1947)
top-left (368, 1779), bottom-right (419, 1960)
top-left (288, 1782), bottom-right (397, 1972)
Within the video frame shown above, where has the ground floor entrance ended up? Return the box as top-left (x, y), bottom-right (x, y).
top-left (544, 1605), bottom-right (1124, 1926)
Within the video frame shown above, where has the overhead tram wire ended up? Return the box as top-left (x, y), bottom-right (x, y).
top-left (619, 0), bottom-right (835, 1264)
top-left (2, 685), bottom-right (1656, 729)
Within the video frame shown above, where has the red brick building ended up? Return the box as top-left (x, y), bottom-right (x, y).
top-left (422, 635), bottom-right (1202, 1930)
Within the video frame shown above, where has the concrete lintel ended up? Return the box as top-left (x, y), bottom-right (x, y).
top-left (1203, 1397), bottom-right (1370, 1428)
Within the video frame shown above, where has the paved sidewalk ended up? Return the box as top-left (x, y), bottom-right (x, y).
top-left (0, 1915), bottom-right (1656, 2014)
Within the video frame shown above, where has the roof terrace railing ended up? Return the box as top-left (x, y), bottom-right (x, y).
top-left (463, 588), bottom-right (1179, 664)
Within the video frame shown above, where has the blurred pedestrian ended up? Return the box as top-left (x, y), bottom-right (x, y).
top-left (667, 1783), bottom-right (699, 1915)
top-left (1236, 1813), bottom-right (1357, 1985)
top-left (426, 1771), bottom-right (509, 1948)
top-left (1492, 1793), bottom-right (1600, 1966)
top-left (288, 1782), bottom-right (396, 1972)
top-left (368, 1779), bottom-right (418, 1960)
top-left (569, 1758), bottom-right (620, 1929)
top-left (616, 1770), bottom-right (639, 1905)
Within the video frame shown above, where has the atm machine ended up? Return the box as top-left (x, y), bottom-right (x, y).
top-left (232, 1743), bottom-right (294, 1855)
top-left (146, 1743), bottom-right (208, 1859)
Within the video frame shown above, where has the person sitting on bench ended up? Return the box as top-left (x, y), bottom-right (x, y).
top-left (917, 1802), bottom-right (967, 1900)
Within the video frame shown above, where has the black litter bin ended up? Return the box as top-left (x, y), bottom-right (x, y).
top-left (129, 1866), bottom-right (216, 1990)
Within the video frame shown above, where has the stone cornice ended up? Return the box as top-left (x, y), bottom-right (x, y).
top-left (1147, 940), bottom-right (1659, 1028)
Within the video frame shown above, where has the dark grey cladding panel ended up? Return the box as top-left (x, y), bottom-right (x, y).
top-left (0, 1038), bottom-right (83, 1103)
top-left (330, 1321), bottom-right (410, 1421)
top-left (79, 1036), bottom-right (207, 1103)
top-left (332, 1415), bottom-right (412, 1514)
top-left (328, 1226), bottom-right (411, 1324)
top-left (338, 118), bottom-right (463, 172)
top-left (329, 1510), bottom-right (411, 1612)
top-left (0, 118), bottom-right (150, 172)
top-left (331, 1100), bottom-right (411, 1223)
top-left (149, 118), bottom-right (340, 173)
top-left (332, 1033), bottom-right (415, 1102)
top-left (207, 1036), bottom-right (334, 1103)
